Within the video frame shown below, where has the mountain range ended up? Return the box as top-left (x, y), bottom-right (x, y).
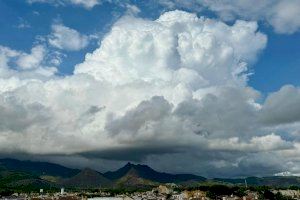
top-left (0, 158), bottom-right (299, 190)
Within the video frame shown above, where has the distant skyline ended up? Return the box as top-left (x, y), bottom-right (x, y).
top-left (0, 0), bottom-right (300, 178)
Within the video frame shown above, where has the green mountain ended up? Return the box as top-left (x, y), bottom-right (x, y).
top-left (104, 162), bottom-right (206, 186)
top-left (1, 158), bottom-right (300, 191)
top-left (60, 168), bottom-right (113, 188)
top-left (0, 158), bottom-right (80, 178)
top-left (0, 158), bottom-right (79, 191)
top-left (114, 167), bottom-right (158, 188)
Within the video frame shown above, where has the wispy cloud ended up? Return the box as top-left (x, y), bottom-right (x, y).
top-left (48, 23), bottom-right (90, 51)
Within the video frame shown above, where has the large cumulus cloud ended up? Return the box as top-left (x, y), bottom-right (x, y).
top-left (0, 10), bottom-right (299, 177)
top-left (260, 85), bottom-right (300, 125)
top-left (160, 0), bottom-right (300, 34)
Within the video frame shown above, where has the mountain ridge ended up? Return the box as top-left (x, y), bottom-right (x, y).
top-left (0, 158), bottom-right (80, 178)
top-left (104, 162), bottom-right (206, 184)
top-left (1, 158), bottom-right (300, 189)
top-left (60, 168), bottom-right (113, 188)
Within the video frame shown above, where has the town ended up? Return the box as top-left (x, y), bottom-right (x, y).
top-left (1, 184), bottom-right (300, 200)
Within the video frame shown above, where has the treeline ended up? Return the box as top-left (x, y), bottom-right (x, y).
top-left (179, 185), bottom-right (299, 200)
top-left (0, 185), bottom-right (59, 196)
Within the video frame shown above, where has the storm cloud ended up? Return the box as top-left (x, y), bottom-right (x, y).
top-left (0, 10), bottom-right (299, 177)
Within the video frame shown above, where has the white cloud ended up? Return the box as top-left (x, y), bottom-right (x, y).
top-left (26, 0), bottom-right (300, 33)
top-left (16, 45), bottom-right (45, 70)
top-left (0, 46), bottom-right (20, 75)
top-left (202, 134), bottom-right (292, 152)
top-left (0, 10), bottom-right (299, 176)
top-left (268, 0), bottom-right (300, 34)
top-left (16, 18), bottom-right (31, 29)
top-left (260, 85), bottom-right (300, 125)
top-left (75, 11), bottom-right (266, 88)
top-left (27, 0), bottom-right (102, 9)
top-left (27, 0), bottom-right (63, 6)
top-left (0, 45), bottom-right (58, 79)
top-left (125, 4), bottom-right (141, 16)
top-left (48, 24), bottom-right (90, 51)
top-left (68, 0), bottom-right (101, 9)
top-left (160, 0), bottom-right (300, 34)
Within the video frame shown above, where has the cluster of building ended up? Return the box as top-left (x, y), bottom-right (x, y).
top-left (113, 185), bottom-right (258, 200)
top-left (1, 186), bottom-right (300, 200)
top-left (274, 189), bottom-right (300, 199)
top-left (0, 188), bottom-right (84, 200)
top-left (113, 185), bottom-right (300, 200)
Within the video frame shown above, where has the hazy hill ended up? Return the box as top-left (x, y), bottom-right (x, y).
top-left (114, 167), bottom-right (158, 188)
top-left (0, 158), bottom-right (79, 178)
top-left (60, 168), bottom-right (113, 188)
top-left (104, 162), bottom-right (206, 185)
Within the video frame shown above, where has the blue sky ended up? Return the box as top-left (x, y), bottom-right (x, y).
top-left (1, 0), bottom-right (299, 93)
top-left (0, 0), bottom-right (122, 74)
top-left (249, 30), bottom-right (300, 93)
top-left (1, 0), bottom-right (300, 177)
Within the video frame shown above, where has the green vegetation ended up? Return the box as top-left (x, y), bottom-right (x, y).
top-left (40, 175), bottom-right (61, 183)
top-left (0, 171), bottom-right (35, 185)
top-left (0, 170), bottom-right (59, 194)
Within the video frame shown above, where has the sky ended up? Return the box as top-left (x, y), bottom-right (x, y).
top-left (0, 0), bottom-right (300, 178)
